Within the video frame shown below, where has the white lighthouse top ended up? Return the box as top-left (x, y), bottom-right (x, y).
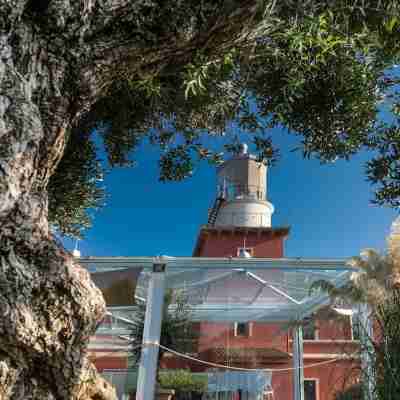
top-left (239, 143), bottom-right (248, 155)
top-left (391, 216), bottom-right (400, 235)
top-left (212, 144), bottom-right (274, 228)
top-left (389, 216), bottom-right (400, 250)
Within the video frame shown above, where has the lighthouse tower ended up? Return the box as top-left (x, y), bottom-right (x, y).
top-left (193, 144), bottom-right (289, 258)
top-left (389, 216), bottom-right (400, 256)
top-left (212, 143), bottom-right (274, 228)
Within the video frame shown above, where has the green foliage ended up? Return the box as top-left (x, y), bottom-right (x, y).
top-left (311, 248), bottom-right (396, 306)
top-left (366, 119), bottom-right (400, 208)
top-left (159, 370), bottom-right (207, 393)
top-left (373, 289), bottom-right (400, 399)
top-left (49, 1), bottom-right (400, 237)
top-left (129, 290), bottom-right (197, 366)
top-left (335, 384), bottom-right (362, 400)
top-left (246, 10), bottom-right (382, 162)
top-left (184, 51), bottom-right (236, 99)
top-left (48, 129), bottom-right (104, 239)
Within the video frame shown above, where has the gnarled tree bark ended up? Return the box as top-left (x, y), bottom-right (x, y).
top-left (0, 1), bottom-right (261, 398)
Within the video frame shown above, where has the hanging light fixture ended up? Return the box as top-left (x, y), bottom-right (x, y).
top-left (72, 240), bottom-right (81, 258)
top-left (238, 248), bottom-right (252, 258)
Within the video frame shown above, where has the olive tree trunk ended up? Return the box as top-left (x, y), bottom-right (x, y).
top-left (0, 1), bottom-right (260, 398)
top-left (0, 2), bottom-right (117, 398)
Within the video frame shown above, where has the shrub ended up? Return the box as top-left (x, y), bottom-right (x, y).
top-left (159, 370), bottom-right (207, 394)
top-left (335, 384), bottom-right (362, 400)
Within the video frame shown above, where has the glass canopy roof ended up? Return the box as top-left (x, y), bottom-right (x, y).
top-left (81, 257), bottom-right (356, 334)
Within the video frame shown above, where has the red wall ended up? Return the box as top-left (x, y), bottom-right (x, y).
top-left (270, 359), bottom-right (359, 400)
top-left (197, 231), bottom-right (285, 258)
top-left (197, 322), bottom-right (289, 354)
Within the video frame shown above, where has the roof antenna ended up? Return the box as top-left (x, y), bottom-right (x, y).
top-left (72, 240), bottom-right (81, 258)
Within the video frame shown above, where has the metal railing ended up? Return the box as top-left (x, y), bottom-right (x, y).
top-left (215, 211), bottom-right (270, 227)
top-left (217, 184), bottom-right (266, 202)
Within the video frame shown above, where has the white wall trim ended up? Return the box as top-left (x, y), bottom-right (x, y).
top-left (234, 321), bottom-right (252, 337)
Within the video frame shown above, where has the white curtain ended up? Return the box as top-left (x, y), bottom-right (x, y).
top-left (206, 370), bottom-right (272, 400)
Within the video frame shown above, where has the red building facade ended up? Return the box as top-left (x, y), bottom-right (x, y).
top-left (190, 225), bottom-right (360, 400)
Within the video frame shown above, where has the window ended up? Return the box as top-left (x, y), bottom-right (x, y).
top-left (234, 322), bottom-right (250, 337)
top-left (351, 314), bottom-right (361, 341)
top-left (304, 379), bottom-right (318, 400)
top-left (303, 319), bottom-right (317, 340)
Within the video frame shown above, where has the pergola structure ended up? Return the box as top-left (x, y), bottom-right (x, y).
top-left (81, 257), bottom-right (372, 400)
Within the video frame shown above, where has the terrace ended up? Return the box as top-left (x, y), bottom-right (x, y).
top-left (81, 256), bottom-right (371, 400)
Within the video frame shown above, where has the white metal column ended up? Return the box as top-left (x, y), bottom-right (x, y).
top-left (293, 325), bottom-right (305, 400)
top-left (359, 304), bottom-right (375, 400)
top-left (136, 261), bottom-right (167, 400)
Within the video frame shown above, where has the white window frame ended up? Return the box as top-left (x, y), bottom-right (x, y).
top-left (304, 378), bottom-right (319, 400)
top-left (350, 314), bottom-right (361, 341)
top-left (234, 322), bottom-right (252, 337)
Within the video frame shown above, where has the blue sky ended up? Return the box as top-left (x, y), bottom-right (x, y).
top-left (63, 128), bottom-right (398, 259)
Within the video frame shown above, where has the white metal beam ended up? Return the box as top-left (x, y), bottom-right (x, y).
top-left (136, 261), bottom-right (167, 400)
top-left (181, 270), bottom-right (241, 289)
top-left (246, 271), bottom-right (302, 304)
top-left (105, 311), bottom-right (137, 326)
top-left (293, 325), bottom-right (305, 400)
top-left (80, 256), bottom-right (355, 272)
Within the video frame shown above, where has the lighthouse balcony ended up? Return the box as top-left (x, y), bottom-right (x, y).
top-left (218, 183), bottom-right (266, 202)
top-left (214, 210), bottom-right (270, 227)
